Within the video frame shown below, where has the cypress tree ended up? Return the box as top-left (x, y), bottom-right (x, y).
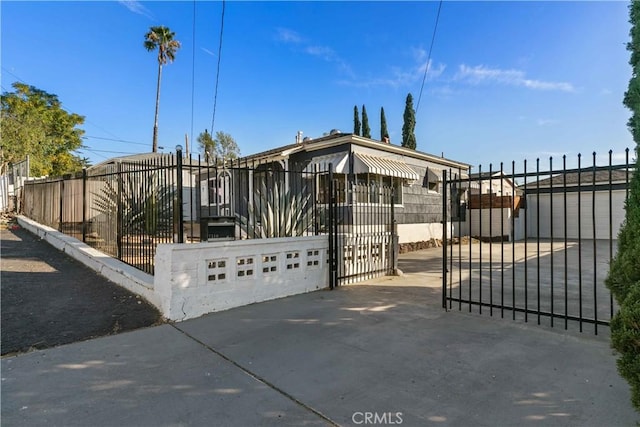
top-left (606, 0), bottom-right (640, 411)
top-left (353, 105), bottom-right (361, 136)
top-left (380, 107), bottom-right (389, 142)
top-left (362, 104), bottom-right (371, 138)
top-left (402, 93), bottom-right (417, 149)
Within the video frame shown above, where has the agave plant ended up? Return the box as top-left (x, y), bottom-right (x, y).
top-left (237, 178), bottom-right (314, 238)
top-left (92, 172), bottom-right (175, 236)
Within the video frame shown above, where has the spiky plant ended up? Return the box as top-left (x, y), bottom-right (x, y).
top-left (92, 172), bottom-right (175, 236)
top-left (237, 179), bottom-right (314, 238)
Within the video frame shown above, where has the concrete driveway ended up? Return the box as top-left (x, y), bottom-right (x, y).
top-left (2, 277), bottom-right (636, 426)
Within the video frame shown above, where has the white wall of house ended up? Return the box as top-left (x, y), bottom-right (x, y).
top-left (455, 208), bottom-right (513, 239)
top-left (397, 222), bottom-right (443, 244)
top-left (154, 236), bottom-right (329, 321)
top-left (526, 190), bottom-right (626, 239)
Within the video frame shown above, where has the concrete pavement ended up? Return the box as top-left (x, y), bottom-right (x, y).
top-left (2, 280), bottom-right (637, 426)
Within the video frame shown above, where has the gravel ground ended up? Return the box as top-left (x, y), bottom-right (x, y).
top-left (1, 222), bottom-right (162, 356)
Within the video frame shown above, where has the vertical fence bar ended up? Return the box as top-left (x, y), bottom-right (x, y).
top-left (609, 150), bottom-right (614, 319)
top-left (500, 162), bottom-right (504, 318)
top-left (478, 165), bottom-right (482, 315)
top-left (468, 167), bottom-right (473, 313)
top-left (536, 158), bottom-right (541, 325)
top-left (549, 156), bottom-right (554, 327)
top-left (59, 179), bottom-right (64, 232)
top-left (458, 168), bottom-right (462, 311)
top-left (442, 170), bottom-right (448, 309)
top-left (578, 153), bottom-right (583, 332)
top-left (449, 171), bottom-right (454, 309)
top-left (489, 164), bottom-right (493, 316)
top-left (592, 152), bottom-right (598, 335)
top-left (511, 161), bottom-right (516, 320)
top-left (578, 153), bottom-right (582, 332)
top-left (523, 159), bottom-right (528, 323)
top-left (82, 168), bottom-right (87, 243)
top-left (116, 162), bottom-right (123, 260)
top-left (328, 164), bottom-right (335, 290)
top-left (563, 155), bottom-right (568, 330)
top-left (177, 148), bottom-right (184, 244)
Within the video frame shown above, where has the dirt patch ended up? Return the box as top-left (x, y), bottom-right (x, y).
top-left (1, 225), bottom-right (163, 356)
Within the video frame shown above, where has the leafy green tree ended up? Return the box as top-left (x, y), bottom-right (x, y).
top-left (198, 130), bottom-right (240, 163)
top-left (402, 93), bottom-right (417, 149)
top-left (144, 25), bottom-right (181, 153)
top-left (353, 105), bottom-right (361, 136)
top-left (380, 107), bottom-right (389, 142)
top-left (361, 104), bottom-right (371, 138)
top-left (1, 82), bottom-right (85, 176)
top-left (606, 0), bottom-right (640, 411)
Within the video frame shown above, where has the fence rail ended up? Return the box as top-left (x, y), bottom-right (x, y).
top-left (443, 149), bottom-right (635, 335)
top-left (21, 150), bottom-right (328, 275)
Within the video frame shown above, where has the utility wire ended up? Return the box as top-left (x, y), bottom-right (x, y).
top-left (416, 0), bottom-right (443, 114)
top-left (83, 135), bottom-right (148, 146)
top-left (2, 66), bottom-right (127, 142)
top-left (211, 0), bottom-right (226, 134)
top-left (77, 147), bottom-right (139, 155)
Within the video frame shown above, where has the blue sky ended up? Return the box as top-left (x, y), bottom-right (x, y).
top-left (1, 1), bottom-right (633, 171)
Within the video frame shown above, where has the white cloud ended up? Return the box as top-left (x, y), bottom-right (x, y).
top-left (201, 48), bottom-right (216, 58)
top-left (600, 88), bottom-right (613, 96)
top-left (455, 64), bottom-right (575, 93)
top-left (537, 118), bottom-right (559, 126)
top-left (275, 28), bottom-right (353, 77)
top-left (118, 0), bottom-right (154, 19)
top-left (275, 28), bottom-right (304, 44)
top-left (339, 58), bottom-right (446, 89)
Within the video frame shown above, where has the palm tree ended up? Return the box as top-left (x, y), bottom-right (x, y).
top-left (144, 26), bottom-right (181, 153)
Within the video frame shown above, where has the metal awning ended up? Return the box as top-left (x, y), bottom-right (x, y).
top-left (302, 152), bottom-right (349, 174)
top-left (353, 153), bottom-right (420, 181)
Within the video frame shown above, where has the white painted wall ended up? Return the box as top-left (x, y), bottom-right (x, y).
top-left (155, 236), bottom-right (329, 321)
top-left (527, 190), bottom-right (626, 239)
top-left (454, 208), bottom-right (514, 240)
top-left (397, 223), bottom-right (443, 244)
top-left (18, 216), bottom-right (329, 322)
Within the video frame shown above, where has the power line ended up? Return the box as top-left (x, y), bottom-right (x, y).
top-left (77, 147), bottom-right (139, 155)
top-left (83, 135), bottom-right (148, 146)
top-left (416, 0), bottom-right (443, 114)
top-left (1, 66), bottom-right (127, 141)
top-left (211, 0), bottom-right (226, 134)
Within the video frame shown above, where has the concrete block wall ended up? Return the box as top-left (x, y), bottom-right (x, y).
top-left (155, 236), bottom-right (329, 321)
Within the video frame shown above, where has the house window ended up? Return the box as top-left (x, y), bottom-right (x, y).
top-left (381, 175), bottom-right (402, 205)
top-left (354, 174), bottom-right (402, 205)
top-left (200, 170), bottom-right (233, 215)
top-left (423, 167), bottom-right (441, 194)
top-left (318, 173), bottom-right (346, 204)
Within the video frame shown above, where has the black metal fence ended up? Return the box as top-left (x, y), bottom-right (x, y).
top-left (442, 150), bottom-right (635, 334)
top-left (22, 150), bottom-right (328, 275)
top-left (328, 167), bottom-right (396, 288)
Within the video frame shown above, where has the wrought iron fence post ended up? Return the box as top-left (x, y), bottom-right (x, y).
top-left (328, 164), bottom-right (335, 290)
top-left (176, 146), bottom-right (184, 244)
top-left (58, 178), bottom-right (64, 232)
top-left (82, 168), bottom-right (87, 243)
top-left (442, 170), bottom-right (448, 309)
top-left (116, 162), bottom-right (123, 259)
top-left (390, 187), bottom-right (398, 275)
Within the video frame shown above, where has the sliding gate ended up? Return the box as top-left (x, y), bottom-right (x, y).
top-left (442, 151), bottom-right (634, 335)
top-left (328, 169), bottom-right (396, 288)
